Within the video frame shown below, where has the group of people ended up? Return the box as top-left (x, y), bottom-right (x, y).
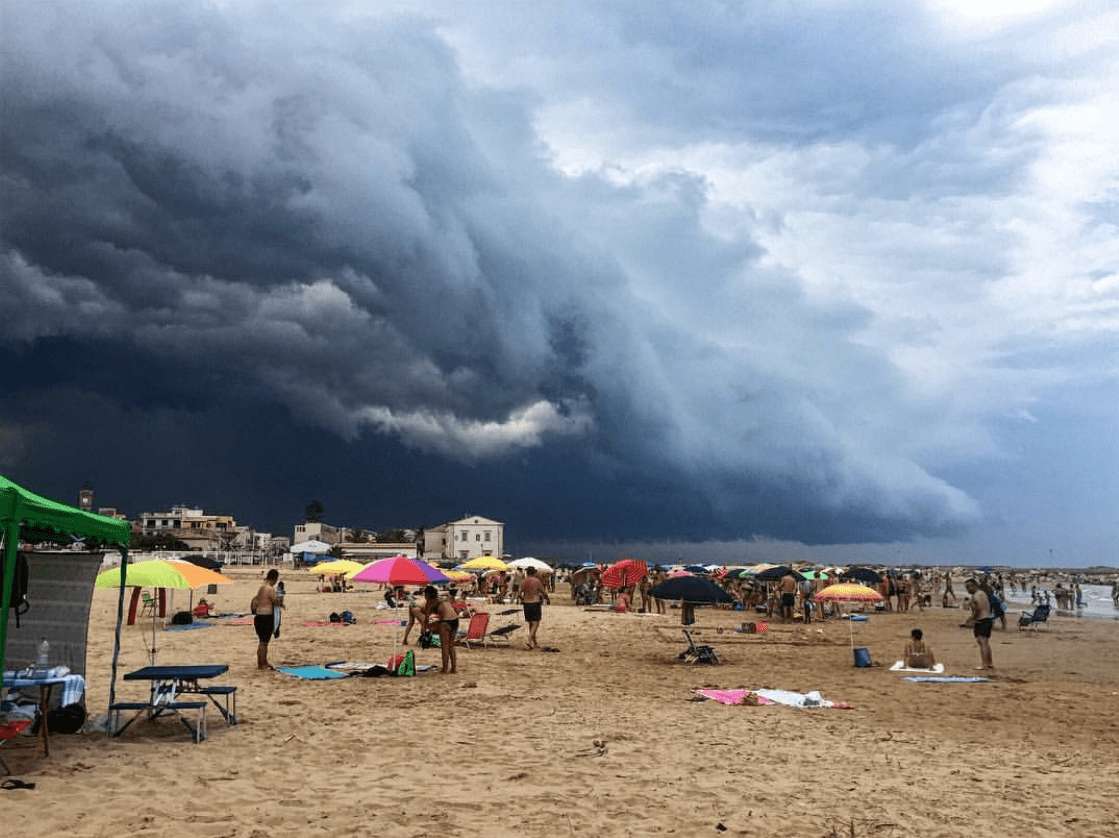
top-left (250, 566), bottom-right (556, 675)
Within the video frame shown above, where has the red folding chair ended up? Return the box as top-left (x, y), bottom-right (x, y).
top-left (460, 612), bottom-right (490, 648)
top-left (0, 719), bottom-right (32, 776)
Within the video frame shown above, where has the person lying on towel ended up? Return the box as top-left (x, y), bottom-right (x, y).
top-left (903, 628), bottom-right (936, 669)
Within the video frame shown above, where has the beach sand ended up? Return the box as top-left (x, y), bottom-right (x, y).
top-left (4, 571), bottom-right (1118, 837)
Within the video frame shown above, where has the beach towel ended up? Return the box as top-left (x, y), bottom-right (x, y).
top-left (694, 689), bottom-right (775, 706)
top-left (374, 619), bottom-right (405, 626)
top-left (278, 665), bottom-right (348, 680)
top-left (904, 675), bottom-right (989, 683)
top-left (164, 622), bottom-right (213, 632)
top-left (754, 688), bottom-right (851, 709)
top-left (889, 661), bottom-right (946, 674)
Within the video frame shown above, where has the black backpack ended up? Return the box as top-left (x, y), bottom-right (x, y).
top-left (3, 551), bottom-right (30, 628)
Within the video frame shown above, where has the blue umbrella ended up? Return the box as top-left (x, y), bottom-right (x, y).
top-left (683, 564), bottom-right (709, 575)
top-left (650, 576), bottom-right (734, 604)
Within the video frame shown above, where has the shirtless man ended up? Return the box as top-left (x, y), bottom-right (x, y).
top-left (251, 569), bottom-right (283, 670)
top-left (420, 586), bottom-right (459, 674)
top-left (778, 571), bottom-right (798, 623)
top-left (965, 578), bottom-right (994, 670)
top-left (519, 566), bottom-right (550, 649)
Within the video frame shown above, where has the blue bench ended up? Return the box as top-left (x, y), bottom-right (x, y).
top-left (180, 685), bottom-right (238, 725)
top-left (110, 700), bottom-right (208, 743)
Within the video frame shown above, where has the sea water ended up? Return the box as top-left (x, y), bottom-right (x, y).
top-left (1002, 584), bottom-right (1118, 620)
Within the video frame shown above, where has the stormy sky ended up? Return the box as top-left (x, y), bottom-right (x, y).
top-left (2, 1), bottom-right (1116, 564)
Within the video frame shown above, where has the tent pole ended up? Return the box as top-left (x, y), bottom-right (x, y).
top-left (107, 546), bottom-right (129, 731)
top-left (0, 524), bottom-right (20, 682)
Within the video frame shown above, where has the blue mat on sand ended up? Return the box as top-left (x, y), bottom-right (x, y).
top-left (164, 622), bottom-right (213, 632)
top-left (279, 665), bottom-right (348, 680)
top-left (904, 675), bottom-right (989, 683)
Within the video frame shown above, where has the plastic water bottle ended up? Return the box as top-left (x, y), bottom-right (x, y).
top-left (37, 637), bottom-right (50, 666)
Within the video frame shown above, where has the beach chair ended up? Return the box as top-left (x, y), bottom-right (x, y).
top-left (677, 630), bottom-right (719, 665)
top-left (0, 719), bottom-right (32, 776)
top-left (1018, 604), bottom-right (1051, 631)
top-left (459, 613), bottom-right (520, 648)
top-left (140, 591), bottom-right (156, 618)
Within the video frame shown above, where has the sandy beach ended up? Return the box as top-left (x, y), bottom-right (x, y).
top-left (4, 570), bottom-right (1119, 837)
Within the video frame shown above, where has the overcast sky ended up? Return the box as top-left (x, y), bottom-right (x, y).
top-left (1, 1), bottom-right (1115, 565)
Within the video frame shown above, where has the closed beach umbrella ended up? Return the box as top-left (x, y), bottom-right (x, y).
top-left (177, 554), bottom-right (223, 571)
top-left (457, 556), bottom-right (509, 572)
top-left (815, 583), bottom-right (884, 648)
top-left (601, 558), bottom-right (648, 590)
top-left (650, 576), bottom-right (734, 604)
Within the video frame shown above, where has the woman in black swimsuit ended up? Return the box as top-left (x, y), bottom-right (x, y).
top-left (421, 586), bottom-right (459, 674)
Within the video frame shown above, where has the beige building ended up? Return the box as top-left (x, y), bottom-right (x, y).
top-left (339, 542), bottom-right (418, 561)
top-left (292, 521), bottom-right (343, 546)
top-left (423, 515), bottom-right (504, 562)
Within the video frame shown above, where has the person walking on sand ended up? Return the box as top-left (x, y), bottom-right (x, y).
top-left (420, 586), bottom-right (459, 674)
top-left (251, 569), bottom-right (283, 670)
top-left (965, 578), bottom-right (994, 670)
top-left (519, 566), bottom-right (550, 649)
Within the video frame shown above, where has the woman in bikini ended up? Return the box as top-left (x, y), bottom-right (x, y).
top-left (420, 585), bottom-right (459, 674)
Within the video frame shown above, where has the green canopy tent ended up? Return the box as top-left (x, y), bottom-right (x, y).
top-left (1, 475), bottom-right (132, 718)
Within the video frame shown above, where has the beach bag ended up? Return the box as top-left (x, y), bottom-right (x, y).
top-left (171, 611), bottom-right (192, 625)
top-left (329, 612), bottom-right (342, 623)
top-left (396, 650), bottom-right (416, 677)
top-left (341, 610), bottom-right (355, 625)
top-left (47, 703), bottom-right (86, 735)
top-left (3, 551), bottom-right (31, 628)
top-left (419, 630), bottom-right (440, 649)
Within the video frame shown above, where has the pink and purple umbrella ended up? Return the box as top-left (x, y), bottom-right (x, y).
top-left (351, 555), bottom-right (450, 586)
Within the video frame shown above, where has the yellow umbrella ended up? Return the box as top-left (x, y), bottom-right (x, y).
top-left (443, 569), bottom-right (474, 583)
top-left (306, 559), bottom-right (365, 577)
top-left (458, 556), bottom-right (508, 572)
top-left (815, 583), bottom-right (883, 648)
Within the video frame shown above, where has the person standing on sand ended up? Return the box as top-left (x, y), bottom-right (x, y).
top-left (420, 586), bottom-right (459, 674)
top-left (520, 566), bottom-right (550, 649)
top-left (251, 569), bottom-right (283, 670)
top-left (778, 571), bottom-right (797, 623)
top-left (943, 575), bottom-right (957, 607)
top-left (965, 578), bottom-right (994, 670)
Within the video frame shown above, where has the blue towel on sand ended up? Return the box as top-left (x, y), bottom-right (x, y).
top-left (904, 675), bottom-right (989, 683)
top-left (164, 622), bottom-right (213, 632)
top-left (278, 665), bottom-right (348, 680)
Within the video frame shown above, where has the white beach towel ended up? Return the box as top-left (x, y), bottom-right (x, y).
top-left (889, 661), bottom-right (945, 674)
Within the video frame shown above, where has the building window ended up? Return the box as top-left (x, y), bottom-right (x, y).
top-left (476, 533), bottom-right (482, 541)
top-left (461, 531), bottom-right (468, 542)
top-left (484, 531), bottom-right (491, 542)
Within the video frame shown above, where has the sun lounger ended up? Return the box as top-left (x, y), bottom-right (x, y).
top-left (677, 630), bottom-right (719, 664)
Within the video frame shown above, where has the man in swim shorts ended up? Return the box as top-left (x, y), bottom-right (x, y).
top-left (251, 569), bottom-right (283, 670)
top-left (778, 571), bottom-right (797, 623)
top-left (519, 566), bottom-right (550, 649)
top-left (965, 578), bottom-right (994, 670)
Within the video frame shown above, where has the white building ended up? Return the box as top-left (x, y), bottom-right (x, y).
top-left (292, 521), bottom-right (343, 546)
top-left (423, 515), bottom-right (504, 562)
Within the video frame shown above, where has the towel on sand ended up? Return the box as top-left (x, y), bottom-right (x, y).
top-left (164, 622), bottom-right (212, 632)
top-left (695, 688), bottom-right (851, 709)
top-left (889, 661), bottom-right (946, 674)
top-left (278, 665), bottom-right (348, 680)
top-left (301, 621), bottom-right (351, 627)
top-left (904, 675), bottom-right (989, 683)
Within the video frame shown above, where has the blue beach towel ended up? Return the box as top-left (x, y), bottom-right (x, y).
top-left (904, 675), bottom-right (990, 683)
top-left (164, 622), bottom-right (214, 632)
top-left (278, 665), bottom-right (348, 680)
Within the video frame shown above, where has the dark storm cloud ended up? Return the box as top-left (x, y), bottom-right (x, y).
top-left (0, 1), bottom-right (998, 541)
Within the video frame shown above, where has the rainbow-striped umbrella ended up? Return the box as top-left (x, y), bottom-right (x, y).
top-left (815, 583), bottom-right (883, 647)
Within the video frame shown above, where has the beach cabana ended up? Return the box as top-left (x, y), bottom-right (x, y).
top-left (0, 475), bottom-right (132, 717)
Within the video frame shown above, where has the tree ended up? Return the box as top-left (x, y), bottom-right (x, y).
top-left (377, 528), bottom-right (409, 544)
top-left (304, 499), bottom-right (324, 522)
top-left (348, 528), bottom-right (368, 544)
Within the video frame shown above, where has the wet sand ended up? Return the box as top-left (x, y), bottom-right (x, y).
top-left (4, 570), bottom-right (1119, 837)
